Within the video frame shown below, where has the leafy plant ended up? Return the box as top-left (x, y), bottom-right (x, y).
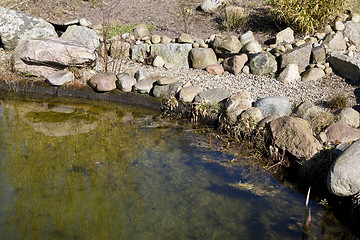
top-left (266, 0), bottom-right (354, 34)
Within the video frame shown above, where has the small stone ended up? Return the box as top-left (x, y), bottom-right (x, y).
top-left (161, 35), bottom-right (172, 44)
top-left (239, 31), bottom-right (254, 45)
top-left (223, 54), bottom-right (248, 75)
top-left (178, 85), bottom-right (204, 103)
top-left (134, 69), bottom-right (148, 81)
top-left (133, 23), bottom-right (150, 38)
top-left (132, 78), bottom-right (157, 94)
top-left (178, 33), bottom-right (194, 43)
top-left (157, 76), bottom-right (179, 85)
top-left (88, 73), bottom-right (117, 92)
top-left (192, 43), bottom-right (200, 48)
top-left (301, 68), bottom-right (325, 82)
top-left (242, 40), bottom-right (262, 54)
top-left (295, 40), bottom-right (306, 47)
top-left (242, 65), bottom-right (250, 74)
top-left (46, 70), bottom-right (74, 86)
top-left (325, 67), bottom-right (333, 74)
top-left (153, 56), bottom-right (165, 67)
top-left (334, 21), bottom-right (345, 31)
top-left (276, 27), bottom-right (294, 45)
top-left (151, 35), bottom-right (161, 44)
top-left (316, 63), bottom-right (326, 70)
top-left (116, 73), bottom-right (136, 92)
top-left (277, 64), bottom-right (301, 84)
top-left (206, 64), bottom-right (224, 75)
top-left (79, 18), bottom-right (91, 27)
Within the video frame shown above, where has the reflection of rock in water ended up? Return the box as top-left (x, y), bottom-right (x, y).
top-left (16, 102), bottom-right (98, 137)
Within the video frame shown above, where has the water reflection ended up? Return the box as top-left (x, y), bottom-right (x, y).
top-left (0, 96), bottom-right (357, 239)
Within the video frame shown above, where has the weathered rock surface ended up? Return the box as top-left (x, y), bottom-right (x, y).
top-left (206, 64), bottom-right (224, 75)
top-left (132, 78), bottom-right (157, 94)
top-left (323, 32), bottom-right (346, 51)
top-left (194, 88), bottom-right (231, 104)
top-left (157, 76), bottom-right (179, 85)
top-left (344, 21), bottom-right (360, 48)
top-left (212, 35), bottom-right (242, 57)
top-left (327, 51), bottom-right (360, 82)
top-left (133, 23), bottom-right (150, 38)
top-left (335, 107), bottom-right (360, 128)
top-left (152, 82), bottom-right (182, 100)
top-left (223, 54), bottom-right (248, 75)
top-left (323, 123), bottom-right (360, 145)
top-left (46, 70), bottom-right (74, 86)
top-left (226, 91), bottom-right (252, 124)
top-left (88, 73), bottom-right (117, 92)
top-left (242, 40), bottom-right (262, 54)
top-left (328, 139), bottom-right (360, 196)
top-left (116, 73), bottom-right (136, 92)
top-left (249, 52), bottom-right (277, 75)
top-left (254, 96), bottom-right (291, 118)
top-left (131, 43), bottom-right (149, 62)
top-left (60, 25), bottom-right (100, 51)
top-left (301, 67), bottom-right (325, 82)
top-left (277, 64), bottom-right (301, 84)
top-left (178, 33), bottom-right (194, 43)
top-left (200, 0), bottom-right (225, 13)
top-left (190, 48), bottom-right (217, 69)
top-left (150, 43), bottom-right (192, 68)
top-left (311, 45), bottom-right (326, 64)
top-left (276, 27), bottom-right (294, 45)
top-left (239, 31), bottom-right (254, 45)
top-left (270, 116), bottom-right (322, 160)
top-left (11, 38), bottom-right (97, 77)
top-left (280, 42), bottom-right (312, 73)
top-left (178, 85), bottom-right (204, 103)
top-left (240, 107), bottom-right (263, 128)
top-left (0, 7), bottom-right (57, 50)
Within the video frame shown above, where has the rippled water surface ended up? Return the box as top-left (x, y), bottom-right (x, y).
top-left (0, 94), bottom-right (355, 239)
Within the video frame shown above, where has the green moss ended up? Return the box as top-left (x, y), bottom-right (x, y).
top-left (107, 23), bottom-right (154, 39)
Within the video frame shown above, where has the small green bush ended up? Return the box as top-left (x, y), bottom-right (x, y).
top-left (266, 0), bottom-right (354, 34)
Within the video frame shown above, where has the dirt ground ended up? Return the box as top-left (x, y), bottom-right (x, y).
top-left (1, 0), bottom-right (279, 44)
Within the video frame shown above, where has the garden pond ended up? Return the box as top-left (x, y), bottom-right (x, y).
top-left (0, 93), bottom-right (357, 239)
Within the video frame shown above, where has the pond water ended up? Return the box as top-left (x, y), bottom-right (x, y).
top-left (0, 94), bottom-right (356, 239)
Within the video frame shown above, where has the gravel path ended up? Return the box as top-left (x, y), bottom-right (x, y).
top-left (122, 59), bottom-right (359, 107)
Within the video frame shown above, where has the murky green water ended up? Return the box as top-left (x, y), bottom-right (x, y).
top-left (0, 94), bottom-right (356, 239)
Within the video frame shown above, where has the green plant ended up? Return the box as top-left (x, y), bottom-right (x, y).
top-left (222, 6), bottom-right (248, 31)
top-left (328, 94), bottom-right (348, 109)
top-left (174, 0), bottom-right (194, 33)
top-left (266, 0), bottom-right (354, 34)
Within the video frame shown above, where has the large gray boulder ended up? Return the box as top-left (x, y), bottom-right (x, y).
top-left (0, 7), bottom-right (58, 50)
top-left (327, 51), bottom-right (360, 82)
top-left (280, 42), bottom-right (312, 73)
top-left (344, 21), bottom-right (360, 48)
top-left (11, 38), bottom-right (97, 77)
top-left (194, 88), bottom-right (232, 105)
top-left (270, 116), bottom-right (322, 160)
top-left (328, 139), bottom-right (360, 196)
top-left (190, 48), bottom-right (217, 69)
top-left (60, 25), bottom-right (100, 51)
top-left (212, 35), bottom-right (242, 57)
top-left (249, 52), bottom-right (277, 75)
top-left (150, 43), bottom-right (192, 68)
top-left (255, 96), bottom-right (291, 118)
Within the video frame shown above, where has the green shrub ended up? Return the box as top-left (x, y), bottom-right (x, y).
top-left (266, 0), bottom-right (354, 34)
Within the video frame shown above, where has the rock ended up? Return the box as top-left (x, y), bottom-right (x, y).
top-left (334, 21), bottom-right (345, 31)
top-left (131, 43), bottom-right (149, 62)
top-left (153, 82), bottom-right (183, 100)
top-left (206, 64), bottom-right (224, 75)
top-left (133, 23), bottom-right (150, 38)
top-left (277, 64), bottom-right (301, 84)
top-left (223, 54), bottom-right (248, 75)
top-left (132, 78), bottom-right (156, 94)
top-left (157, 76), bottom-right (179, 85)
top-left (351, 13), bottom-right (360, 22)
top-left (276, 27), bottom-right (294, 45)
top-left (194, 88), bottom-right (232, 105)
top-left (153, 56), bottom-right (165, 67)
top-left (344, 21), bottom-right (360, 47)
top-left (150, 43), bottom-right (192, 68)
top-left (11, 38), bottom-right (97, 77)
top-left (161, 35), bottom-right (172, 44)
top-left (323, 123), bottom-right (360, 145)
top-left (60, 25), bottom-right (100, 51)
top-left (239, 107), bottom-right (263, 128)
top-left (0, 7), bottom-right (58, 50)
top-left (242, 65), bottom-right (250, 74)
top-left (249, 52), bottom-right (277, 75)
top-left (270, 116), bottom-right (322, 160)
top-left (79, 18), bottom-right (91, 27)
top-left (328, 51), bottom-right (360, 82)
top-left (328, 139), bottom-right (360, 196)
top-left (190, 48), bottom-right (217, 69)
top-left (335, 107), bottom-right (360, 128)
top-left (178, 33), bottom-right (194, 43)
top-left (323, 32), bottom-right (346, 51)
top-left (116, 73), bottom-right (136, 92)
top-left (178, 85), bottom-right (204, 103)
top-left (46, 70), bottom-right (74, 86)
top-left (200, 0), bottom-right (225, 13)
top-left (88, 73), bottom-right (117, 92)
top-left (110, 40), bottom-right (130, 59)
top-left (301, 67), bottom-right (325, 82)
top-left (280, 42), bottom-right (312, 73)
top-left (311, 45), bottom-right (326, 64)
top-left (226, 91), bottom-right (252, 124)
top-left (134, 69), bottom-right (148, 81)
top-left (151, 35), bottom-right (161, 44)
top-left (239, 31), bottom-right (254, 45)
top-left (255, 96), bottom-right (291, 118)
top-left (257, 115), bottom-right (280, 129)
top-left (212, 35), bottom-right (242, 57)
top-left (242, 40), bottom-right (262, 54)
